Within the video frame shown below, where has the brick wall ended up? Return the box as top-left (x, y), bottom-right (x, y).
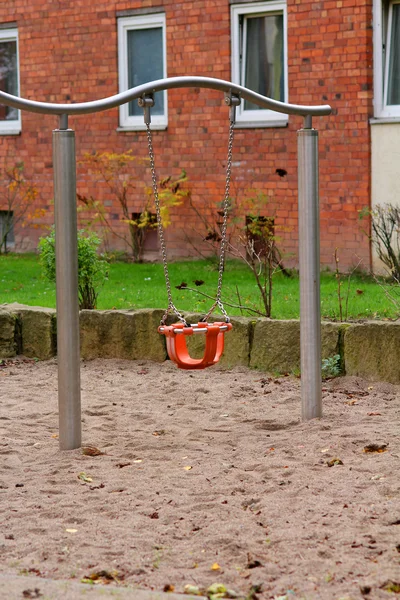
top-left (0, 0), bottom-right (372, 269)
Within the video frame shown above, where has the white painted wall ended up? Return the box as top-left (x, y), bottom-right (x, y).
top-left (371, 122), bottom-right (400, 273)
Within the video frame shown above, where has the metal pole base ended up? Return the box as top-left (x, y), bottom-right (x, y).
top-left (298, 127), bottom-right (322, 420)
top-left (53, 128), bottom-right (81, 449)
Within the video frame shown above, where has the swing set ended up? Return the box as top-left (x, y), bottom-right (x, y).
top-left (0, 76), bottom-right (331, 449)
top-left (139, 92), bottom-right (239, 370)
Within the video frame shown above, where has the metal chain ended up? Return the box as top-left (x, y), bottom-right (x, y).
top-left (145, 123), bottom-right (188, 326)
top-left (145, 108), bottom-right (236, 326)
top-left (202, 118), bottom-right (235, 323)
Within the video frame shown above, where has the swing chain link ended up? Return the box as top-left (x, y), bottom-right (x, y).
top-left (145, 120), bottom-right (188, 326)
top-left (142, 92), bottom-right (240, 327)
top-left (202, 93), bottom-right (240, 322)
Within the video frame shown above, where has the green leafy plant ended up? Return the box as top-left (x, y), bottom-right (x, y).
top-left (360, 204), bottom-right (400, 280)
top-left (0, 161), bottom-right (43, 254)
top-left (321, 354), bottom-right (341, 379)
top-left (333, 248), bottom-right (363, 322)
top-left (38, 228), bottom-right (108, 309)
top-left (78, 151), bottom-right (190, 262)
top-left (186, 188), bottom-right (290, 317)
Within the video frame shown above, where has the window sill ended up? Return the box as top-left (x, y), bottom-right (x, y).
top-left (0, 129), bottom-right (21, 135)
top-left (370, 117), bottom-right (400, 125)
top-left (234, 119), bottom-right (288, 129)
top-left (117, 125), bottom-right (167, 132)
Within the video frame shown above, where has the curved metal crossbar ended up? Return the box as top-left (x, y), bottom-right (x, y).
top-left (0, 75), bottom-right (331, 118)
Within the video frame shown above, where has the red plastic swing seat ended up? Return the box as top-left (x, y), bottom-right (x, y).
top-left (158, 322), bottom-right (233, 370)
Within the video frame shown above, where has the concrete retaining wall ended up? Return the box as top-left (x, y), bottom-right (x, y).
top-left (1, 303), bottom-right (399, 383)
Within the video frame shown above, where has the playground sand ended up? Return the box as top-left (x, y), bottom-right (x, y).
top-left (0, 357), bottom-right (399, 600)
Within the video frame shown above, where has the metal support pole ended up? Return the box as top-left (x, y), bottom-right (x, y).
top-left (53, 127), bottom-right (81, 449)
top-left (297, 119), bottom-right (322, 420)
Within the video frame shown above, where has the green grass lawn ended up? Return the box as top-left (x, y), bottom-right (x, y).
top-left (0, 253), bottom-right (398, 321)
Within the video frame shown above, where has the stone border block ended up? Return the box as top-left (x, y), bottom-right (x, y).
top-left (80, 309), bottom-right (167, 361)
top-left (344, 321), bottom-right (400, 382)
top-left (5, 303), bottom-right (56, 360)
top-left (249, 320), bottom-right (343, 374)
top-left (250, 319), bottom-right (300, 373)
top-left (0, 306), bottom-right (17, 358)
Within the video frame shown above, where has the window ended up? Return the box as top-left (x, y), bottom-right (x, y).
top-left (118, 14), bottom-right (167, 129)
top-left (0, 210), bottom-right (15, 251)
top-left (231, 1), bottom-right (288, 127)
top-left (0, 28), bottom-right (20, 134)
top-left (374, 0), bottom-right (400, 118)
top-left (131, 211), bottom-right (159, 252)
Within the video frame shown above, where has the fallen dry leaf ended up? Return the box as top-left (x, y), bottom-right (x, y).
top-left (183, 466), bottom-right (192, 471)
top-left (183, 584), bottom-right (204, 596)
top-left (363, 444), bottom-right (388, 453)
top-left (327, 457), bottom-right (344, 467)
top-left (82, 445), bottom-right (104, 456)
top-left (65, 528), bottom-right (78, 533)
top-left (380, 580), bottom-right (400, 593)
top-left (211, 562), bottom-right (221, 571)
top-left (22, 588), bottom-right (42, 599)
top-left (77, 472), bottom-right (93, 483)
top-left (81, 569), bottom-right (120, 585)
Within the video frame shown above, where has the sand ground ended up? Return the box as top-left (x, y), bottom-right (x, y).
top-left (0, 357), bottom-right (399, 599)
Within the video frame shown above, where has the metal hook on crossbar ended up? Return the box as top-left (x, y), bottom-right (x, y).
top-left (224, 92), bottom-right (241, 124)
top-left (138, 94), bottom-right (155, 125)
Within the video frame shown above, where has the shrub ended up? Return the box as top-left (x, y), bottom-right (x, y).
top-left (321, 354), bottom-right (341, 379)
top-left (360, 204), bottom-right (400, 280)
top-left (38, 228), bottom-right (108, 309)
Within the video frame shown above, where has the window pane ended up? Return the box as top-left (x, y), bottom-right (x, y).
top-left (127, 27), bottom-right (164, 116)
top-left (0, 40), bottom-right (18, 121)
top-left (387, 4), bottom-right (400, 105)
top-left (0, 210), bottom-right (14, 244)
top-left (244, 14), bottom-right (284, 110)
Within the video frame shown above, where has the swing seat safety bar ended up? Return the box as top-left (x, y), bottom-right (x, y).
top-left (158, 322), bottom-right (233, 370)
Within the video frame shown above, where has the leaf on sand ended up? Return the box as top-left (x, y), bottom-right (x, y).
top-left (207, 583), bottom-right (240, 598)
top-left (183, 465), bottom-right (192, 471)
top-left (81, 570), bottom-right (120, 585)
top-left (82, 445), bottom-right (104, 456)
top-left (327, 457), bottom-right (344, 467)
top-left (381, 580), bottom-right (400, 593)
top-left (363, 444), bottom-right (388, 454)
top-left (183, 584), bottom-right (204, 596)
top-left (77, 472), bottom-right (93, 483)
top-left (211, 563), bottom-right (221, 571)
top-left (65, 528), bottom-right (78, 533)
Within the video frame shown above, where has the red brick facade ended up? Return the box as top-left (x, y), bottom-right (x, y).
top-left (0, 0), bottom-right (373, 269)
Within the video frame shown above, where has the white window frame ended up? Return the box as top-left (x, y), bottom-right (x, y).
top-left (0, 28), bottom-right (21, 135)
top-left (231, 1), bottom-right (288, 128)
top-left (373, 0), bottom-right (400, 119)
top-left (118, 13), bottom-right (167, 130)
